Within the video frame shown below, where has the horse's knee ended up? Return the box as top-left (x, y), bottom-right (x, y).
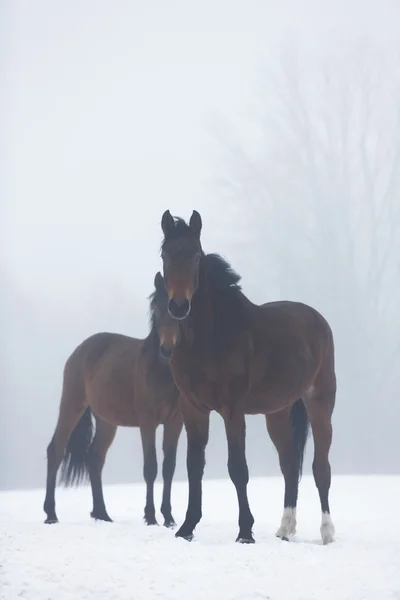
top-left (47, 436), bottom-right (56, 458)
top-left (313, 457), bottom-right (331, 485)
top-left (46, 434), bottom-right (65, 467)
top-left (227, 445), bottom-right (249, 487)
top-left (143, 449), bottom-right (158, 483)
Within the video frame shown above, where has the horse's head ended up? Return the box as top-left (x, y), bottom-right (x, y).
top-left (150, 271), bottom-right (180, 361)
top-left (160, 210), bottom-right (203, 321)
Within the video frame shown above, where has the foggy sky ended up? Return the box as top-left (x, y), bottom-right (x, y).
top-left (2, 0), bottom-right (400, 491)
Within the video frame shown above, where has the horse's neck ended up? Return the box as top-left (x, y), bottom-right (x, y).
top-left (186, 279), bottom-right (220, 354)
top-left (190, 271), bottom-right (250, 355)
top-left (194, 270), bottom-right (214, 326)
top-left (142, 328), bottom-right (168, 371)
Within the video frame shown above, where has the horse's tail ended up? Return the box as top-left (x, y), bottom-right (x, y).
top-left (60, 407), bottom-right (94, 487)
top-left (290, 398), bottom-right (310, 480)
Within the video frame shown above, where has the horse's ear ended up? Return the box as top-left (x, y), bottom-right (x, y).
top-left (161, 210), bottom-right (174, 236)
top-left (189, 210), bottom-right (202, 237)
top-left (154, 271), bottom-right (164, 290)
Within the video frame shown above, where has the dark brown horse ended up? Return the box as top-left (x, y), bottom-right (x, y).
top-left (43, 272), bottom-right (182, 527)
top-left (159, 210), bottom-right (336, 545)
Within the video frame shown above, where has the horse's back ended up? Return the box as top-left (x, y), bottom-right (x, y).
top-left (258, 300), bottom-right (333, 343)
top-left (65, 332), bottom-right (142, 426)
top-left (261, 299), bottom-right (329, 321)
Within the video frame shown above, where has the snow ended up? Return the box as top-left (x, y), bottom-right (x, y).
top-left (1, 475), bottom-right (399, 600)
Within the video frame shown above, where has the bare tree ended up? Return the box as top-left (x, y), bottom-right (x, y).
top-left (209, 41), bottom-right (400, 471)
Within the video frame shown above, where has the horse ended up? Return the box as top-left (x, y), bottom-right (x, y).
top-left (158, 209), bottom-right (337, 545)
top-left (43, 272), bottom-right (183, 528)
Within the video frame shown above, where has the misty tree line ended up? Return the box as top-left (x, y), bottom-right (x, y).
top-left (209, 41), bottom-right (400, 471)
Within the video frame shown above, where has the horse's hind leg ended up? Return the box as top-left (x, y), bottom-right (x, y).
top-left (140, 422), bottom-right (158, 525)
top-left (266, 406), bottom-right (303, 540)
top-left (43, 403), bottom-right (86, 523)
top-left (160, 412), bottom-right (183, 528)
top-left (304, 383), bottom-right (336, 545)
top-left (86, 416), bottom-right (117, 522)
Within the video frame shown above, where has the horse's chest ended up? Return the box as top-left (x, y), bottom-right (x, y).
top-left (189, 353), bottom-right (249, 411)
top-left (134, 363), bottom-right (179, 423)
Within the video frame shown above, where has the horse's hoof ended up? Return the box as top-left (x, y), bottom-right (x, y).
top-left (322, 533), bottom-right (335, 545)
top-left (91, 511), bottom-right (113, 522)
top-left (321, 520), bottom-right (335, 545)
top-left (144, 516), bottom-right (159, 526)
top-left (236, 535), bottom-right (255, 544)
top-left (277, 535), bottom-right (290, 542)
top-left (164, 520), bottom-right (176, 529)
top-left (175, 531), bottom-right (194, 542)
top-left (44, 518), bottom-right (58, 524)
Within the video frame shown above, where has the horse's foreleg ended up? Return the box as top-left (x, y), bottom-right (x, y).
top-left (140, 421), bottom-right (158, 525)
top-left (161, 411), bottom-right (183, 528)
top-left (175, 400), bottom-right (209, 541)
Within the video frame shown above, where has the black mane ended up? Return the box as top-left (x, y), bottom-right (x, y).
top-left (148, 283), bottom-right (167, 329)
top-left (148, 289), bottom-right (158, 328)
top-left (203, 253), bottom-right (242, 292)
top-left (144, 284), bottom-right (168, 365)
top-left (197, 253), bottom-right (245, 352)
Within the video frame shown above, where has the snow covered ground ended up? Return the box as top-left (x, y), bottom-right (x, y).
top-left (1, 475), bottom-right (399, 600)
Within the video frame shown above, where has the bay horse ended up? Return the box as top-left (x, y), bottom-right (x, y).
top-left (159, 209), bottom-right (337, 545)
top-left (43, 272), bottom-right (182, 527)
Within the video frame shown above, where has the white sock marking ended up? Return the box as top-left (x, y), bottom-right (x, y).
top-left (321, 511), bottom-right (335, 544)
top-left (276, 507), bottom-right (297, 538)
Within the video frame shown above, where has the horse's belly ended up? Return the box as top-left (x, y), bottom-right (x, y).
top-left (245, 374), bottom-right (313, 415)
top-left (156, 403), bottom-right (179, 425)
top-left (245, 392), bottom-right (292, 415)
top-left (90, 397), bottom-right (139, 427)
